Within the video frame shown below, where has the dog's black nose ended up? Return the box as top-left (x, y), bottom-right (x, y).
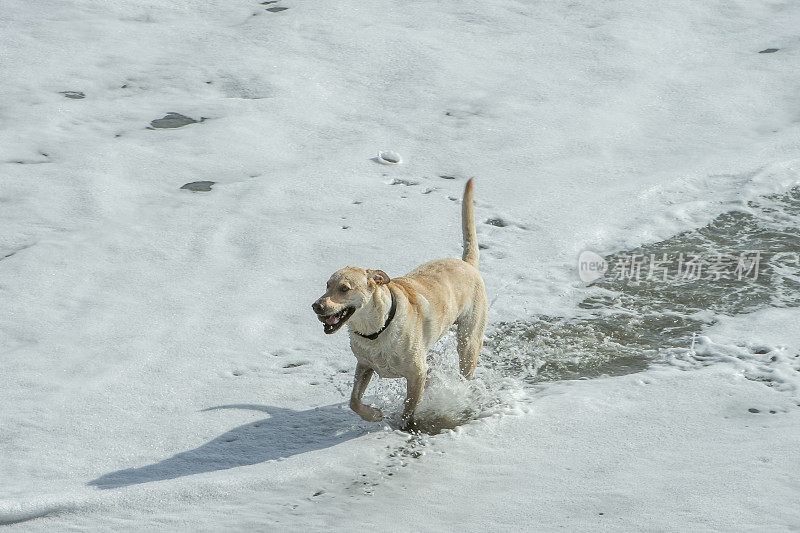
top-left (312, 301), bottom-right (323, 314)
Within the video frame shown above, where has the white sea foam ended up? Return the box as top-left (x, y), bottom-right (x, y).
top-left (2, 0), bottom-right (800, 530)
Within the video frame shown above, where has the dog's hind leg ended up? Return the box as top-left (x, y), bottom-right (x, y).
top-left (350, 363), bottom-right (383, 422)
top-left (456, 298), bottom-right (488, 379)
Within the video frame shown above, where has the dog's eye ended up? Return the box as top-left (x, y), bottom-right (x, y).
top-left (340, 286), bottom-right (350, 293)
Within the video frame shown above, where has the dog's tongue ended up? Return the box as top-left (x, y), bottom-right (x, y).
top-left (326, 315), bottom-right (339, 325)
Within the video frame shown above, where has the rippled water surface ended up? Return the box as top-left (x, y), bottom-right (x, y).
top-left (485, 187), bottom-right (800, 384)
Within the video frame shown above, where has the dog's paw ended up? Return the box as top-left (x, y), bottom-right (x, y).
top-left (359, 406), bottom-right (383, 422)
top-left (400, 416), bottom-right (421, 434)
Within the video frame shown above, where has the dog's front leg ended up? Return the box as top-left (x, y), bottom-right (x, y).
top-left (400, 370), bottom-right (426, 430)
top-left (350, 363), bottom-right (383, 422)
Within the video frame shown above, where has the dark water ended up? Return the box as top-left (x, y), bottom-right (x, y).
top-left (485, 187), bottom-right (800, 384)
top-left (149, 112), bottom-right (202, 129)
top-left (180, 181), bottom-right (215, 192)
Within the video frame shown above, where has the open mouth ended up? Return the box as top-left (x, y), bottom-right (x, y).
top-left (318, 307), bottom-right (355, 334)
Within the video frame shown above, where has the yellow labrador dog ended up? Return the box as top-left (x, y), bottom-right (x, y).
top-left (312, 179), bottom-right (487, 429)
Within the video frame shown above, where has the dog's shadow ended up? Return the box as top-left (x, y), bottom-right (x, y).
top-left (88, 403), bottom-right (375, 490)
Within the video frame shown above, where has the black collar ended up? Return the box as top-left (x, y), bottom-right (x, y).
top-left (354, 290), bottom-right (396, 340)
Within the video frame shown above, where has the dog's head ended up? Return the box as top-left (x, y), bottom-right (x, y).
top-left (312, 267), bottom-right (390, 334)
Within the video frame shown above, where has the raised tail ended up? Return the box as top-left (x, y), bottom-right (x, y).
top-left (461, 178), bottom-right (479, 268)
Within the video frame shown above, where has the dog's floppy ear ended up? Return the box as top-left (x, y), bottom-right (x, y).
top-left (366, 269), bottom-right (390, 285)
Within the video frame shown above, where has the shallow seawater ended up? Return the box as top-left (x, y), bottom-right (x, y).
top-left (485, 186), bottom-right (800, 384)
top-left (370, 187), bottom-right (799, 434)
